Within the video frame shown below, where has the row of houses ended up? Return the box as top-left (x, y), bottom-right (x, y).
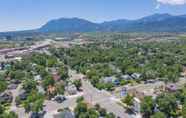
top-left (119, 78), bottom-right (186, 114)
top-left (34, 68), bottom-right (78, 96)
top-left (102, 73), bottom-right (142, 85)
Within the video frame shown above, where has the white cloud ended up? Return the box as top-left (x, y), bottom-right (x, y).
top-left (157, 0), bottom-right (186, 5)
top-left (155, 4), bottom-right (160, 9)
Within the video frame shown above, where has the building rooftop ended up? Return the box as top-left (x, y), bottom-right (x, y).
top-left (54, 110), bottom-right (74, 118)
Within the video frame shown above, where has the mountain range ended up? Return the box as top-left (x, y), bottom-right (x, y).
top-left (2, 13), bottom-right (186, 35)
top-left (38, 13), bottom-right (186, 32)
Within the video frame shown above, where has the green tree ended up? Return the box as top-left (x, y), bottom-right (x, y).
top-left (35, 65), bottom-right (48, 77)
top-left (47, 57), bottom-right (57, 67)
top-left (104, 83), bottom-right (114, 91)
top-left (23, 79), bottom-right (37, 93)
top-left (76, 96), bottom-right (84, 103)
top-left (23, 100), bottom-right (31, 113)
top-left (156, 94), bottom-right (177, 117)
top-left (32, 54), bottom-right (47, 66)
top-left (0, 104), bottom-right (4, 114)
top-left (73, 80), bottom-right (82, 90)
top-left (150, 112), bottom-right (166, 118)
top-left (43, 75), bottom-right (55, 89)
top-left (0, 80), bottom-right (7, 93)
top-left (87, 108), bottom-right (99, 118)
top-left (99, 108), bottom-right (107, 116)
top-left (141, 96), bottom-right (154, 118)
top-left (182, 101), bottom-right (186, 118)
top-left (56, 83), bottom-right (65, 95)
top-left (122, 94), bottom-right (134, 108)
top-left (32, 99), bottom-right (44, 113)
top-left (105, 113), bottom-right (115, 118)
top-left (2, 111), bottom-right (18, 118)
top-left (23, 90), bottom-right (44, 113)
top-left (59, 66), bottom-right (68, 80)
top-left (74, 102), bottom-right (88, 117)
top-left (9, 70), bottom-right (25, 80)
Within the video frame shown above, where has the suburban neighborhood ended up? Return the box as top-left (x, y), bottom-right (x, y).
top-left (1, 33), bottom-right (186, 118)
top-left (1, 1), bottom-right (186, 118)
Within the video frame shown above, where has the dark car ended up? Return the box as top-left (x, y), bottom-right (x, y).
top-left (30, 112), bottom-right (41, 118)
top-left (30, 111), bottom-right (46, 118)
top-left (19, 91), bottom-right (28, 100)
top-left (54, 96), bottom-right (66, 103)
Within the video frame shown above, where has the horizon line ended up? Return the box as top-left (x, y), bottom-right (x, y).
top-left (1, 13), bottom-right (185, 33)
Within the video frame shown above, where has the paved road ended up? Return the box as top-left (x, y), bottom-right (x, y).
top-left (9, 68), bottom-right (132, 118)
top-left (68, 69), bottom-right (132, 118)
top-left (82, 80), bottom-right (132, 118)
top-left (43, 93), bottom-right (83, 118)
top-left (68, 69), bottom-right (84, 81)
top-left (9, 84), bottom-right (29, 118)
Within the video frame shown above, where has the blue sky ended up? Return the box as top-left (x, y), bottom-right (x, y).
top-left (0, 0), bottom-right (186, 32)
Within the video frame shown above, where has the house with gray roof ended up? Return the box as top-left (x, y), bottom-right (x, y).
top-left (54, 110), bottom-right (75, 118)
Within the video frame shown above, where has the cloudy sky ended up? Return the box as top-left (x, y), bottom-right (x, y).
top-left (0, 0), bottom-right (186, 32)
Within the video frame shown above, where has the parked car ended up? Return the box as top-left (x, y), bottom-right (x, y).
top-left (30, 111), bottom-right (46, 118)
top-left (52, 95), bottom-right (66, 103)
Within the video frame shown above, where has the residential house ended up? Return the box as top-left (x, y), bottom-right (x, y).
top-left (37, 85), bottom-right (45, 95)
top-left (34, 75), bottom-right (42, 82)
top-left (52, 72), bottom-right (61, 81)
top-left (54, 110), bottom-right (75, 118)
top-left (102, 76), bottom-right (117, 84)
top-left (120, 87), bottom-right (127, 97)
top-left (0, 91), bottom-right (13, 103)
top-left (51, 68), bottom-right (61, 81)
top-left (127, 81), bottom-right (165, 99)
top-left (121, 75), bottom-right (133, 80)
top-left (131, 73), bottom-right (141, 79)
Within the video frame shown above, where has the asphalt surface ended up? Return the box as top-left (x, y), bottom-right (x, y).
top-left (82, 80), bottom-right (132, 118)
top-left (43, 93), bottom-right (83, 118)
top-left (9, 68), bottom-right (133, 118)
top-left (10, 84), bottom-right (29, 118)
top-left (69, 69), bottom-right (132, 118)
